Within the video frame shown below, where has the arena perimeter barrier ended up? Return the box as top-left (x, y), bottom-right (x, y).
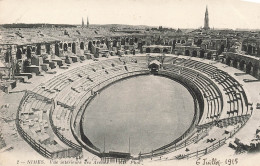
top-left (175, 115), bottom-right (250, 160)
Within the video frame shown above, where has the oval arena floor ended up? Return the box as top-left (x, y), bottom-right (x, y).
top-left (1, 54), bottom-right (260, 165)
top-left (82, 75), bottom-right (194, 155)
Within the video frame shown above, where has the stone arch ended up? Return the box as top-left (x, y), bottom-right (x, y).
top-left (16, 48), bottom-right (22, 59)
top-left (72, 43), bottom-right (76, 54)
top-left (121, 38), bottom-right (125, 45)
top-left (55, 43), bottom-right (59, 56)
top-left (88, 41), bottom-right (92, 51)
top-left (113, 40), bottom-right (117, 47)
top-left (5, 51), bottom-right (10, 62)
top-left (80, 42), bottom-right (84, 50)
top-left (163, 48), bottom-right (168, 53)
top-left (239, 60), bottom-right (245, 71)
top-left (248, 45), bottom-right (252, 54)
top-left (26, 47), bottom-right (32, 59)
top-left (199, 50), bottom-right (205, 58)
top-left (185, 50), bottom-right (190, 56)
top-left (172, 40), bottom-right (176, 49)
top-left (46, 44), bottom-right (50, 54)
top-left (36, 44), bottom-right (41, 55)
top-left (226, 57), bottom-right (231, 66)
top-left (63, 43), bottom-right (68, 51)
top-left (153, 48), bottom-right (161, 53)
top-left (134, 37), bottom-right (138, 43)
top-left (253, 63), bottom-right (258, 77)
top-left (192, 50), bottom-right (197, 57)
top-left (197, 39), bottom-right (202, 46)
top-left (242, 45), bottom-right (247, 52)
top-left (246, 62), bottom-right (253, 74)
top-left (218, 44), bottom-right (225, 54)
top-left (129, 38), bottom-right (134, 45)
top-left (233, 59), bottom-right (238, 68)
top-left (146, 48), bottom-right (151, 53)
top-left (207, 52), bottom-right (212, 59)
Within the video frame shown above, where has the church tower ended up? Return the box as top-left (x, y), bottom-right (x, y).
top-left (204, 6), bottom-right (210, 30)
top-left (87, 16), bottom-right (89, 28)
top-left (82, 17), bottom-right (84, 27)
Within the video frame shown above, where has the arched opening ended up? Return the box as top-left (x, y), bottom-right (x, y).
top-left (72, 43), bottom-right (76, 54)
top-left (239, 60), bottom-right (245, 71)
top-left (23, 60), bottom-right (31, 72)
top-left (200, 50), bottom-right (205, 58)
top-left (153, 48), bottom-right (161, 53)
top-left (148, 60), bottom-right (161, 72)
top-left (146, 48), bottom-right (151, 53)
top-left (181, 40), bottom-right (185, 44)
top-left (246, 62), bottom-right (253, 74)
top-left (129, 38), bottom-right (134, 45)
top-left (55, 44), bottom-right (59, 56)
top-left (26, 47), bottom-right (32, 59)
top-left (163, 48), bottom-right (168, 54)
top-left (16, 48), bottom-right (22, 59)
top-left (197, 39), bottom-right (202, 46)
top-left (218, 44), bottom-right (225, 55)
top-left (207, 52), bottom-right (212, 59)
top-left (226, 57), bottom-right (231, 66)
top-left (68, 43), bottom-right (71, 47)
top-left (242, 45), bottom-right (247, 52)
top-left (248, 45), bottom-right (252, 54)
top-left (113, 40), bottom-right (117, 47)
top-left (192, 50), bottom-right (197, 57)
top-left (63, 43), bottom-right (68, 51)
top-left (80, 42), bottom-right (84, 50)
top-left (253, 64), bottom-right (258, 77)
top-left (5, 51), bottom-right (10, 63)
top-left (126, 37), bottom-right (129, 43)
top-left (88, 41), bottom-right (92, 51)
top-left (177, 40), bottom-right (180, 43)
top-left (59, 43), bottom-right (63, 49)
top-left (96, 41), bottom-right (100, 46)
top-left (36, 44), bottom-right (41, 55)
top-left (46, 44), bottom-right (50, 54)
top-left (172, 40), bottom-right (176, 49)
top-left (185, 50), bottom-right (190, 56)
top-left (121, 38), bottom-right (125, 45)
top-left (233, 59), bottom-right (238, 68)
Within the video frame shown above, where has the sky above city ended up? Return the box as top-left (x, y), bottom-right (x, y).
top-left (0, 0), bottom-right (260, 29)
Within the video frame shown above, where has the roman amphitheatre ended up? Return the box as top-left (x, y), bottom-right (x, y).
top-left (1, 7), bottom-right (260, 166)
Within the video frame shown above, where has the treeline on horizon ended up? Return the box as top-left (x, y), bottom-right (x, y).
top-left (0, 23), bottom-right (77, 28)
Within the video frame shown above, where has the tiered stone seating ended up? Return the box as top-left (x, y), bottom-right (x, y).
top-left (52, 103), bottom-right (80, 148)
top-left (18, 92), bottom-right (80, 158)
top-left (163, 56), bottom-right (178, 64)
top-left (160, 64), bottom-right (222, 125)
top-left (212, 70), bottom-right (249, 118)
